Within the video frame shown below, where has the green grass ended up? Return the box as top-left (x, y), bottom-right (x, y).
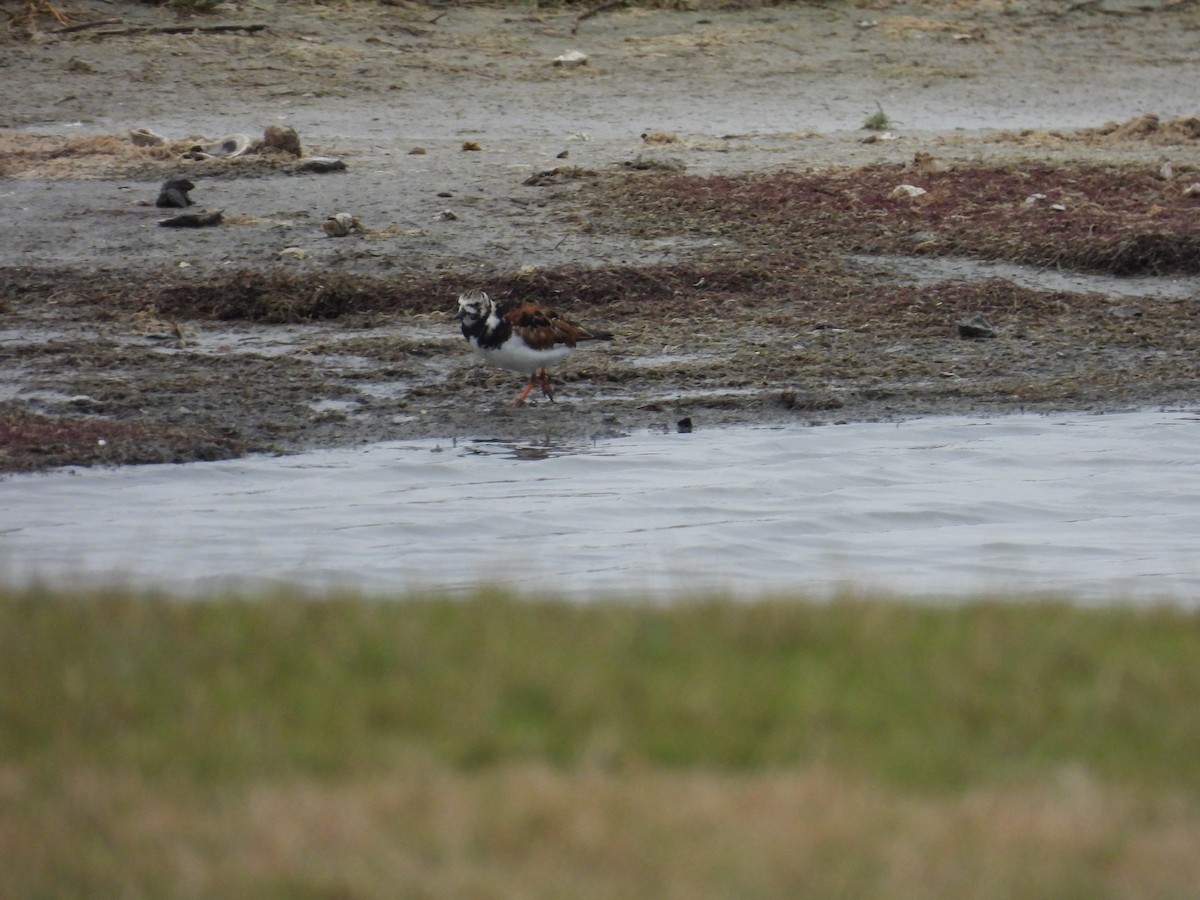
top-left (4, 587), bottom-right (1200, 788)
top-left (4, 586), bottom-right (1200, 897)
top-left (862, 102), bottom-right (892, 131)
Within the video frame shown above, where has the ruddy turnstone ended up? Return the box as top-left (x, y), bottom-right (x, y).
top-left (455, 290), bottom-right (612, 406)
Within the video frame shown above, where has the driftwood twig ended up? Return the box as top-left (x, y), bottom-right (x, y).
top-left (571, 0), bottom-right (627, 35)
top-left (76, 22), bottom-right (268, 38)
top-left (53, 17), bottom-right (121, 34)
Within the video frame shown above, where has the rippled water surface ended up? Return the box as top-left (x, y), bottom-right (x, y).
top-left (3, 410), bottom-right (1198, 602)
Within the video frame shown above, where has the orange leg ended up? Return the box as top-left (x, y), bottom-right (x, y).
top-left (512, 379), bottom-right (537, 407)
top-left (510, 368), bottom-right (555, 407)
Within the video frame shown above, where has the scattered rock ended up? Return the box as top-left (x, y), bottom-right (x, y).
top-left (780, 391), bottom-right (844, 411)
top-left (641, 130), bottom-right (678, 144)
top-left (129, 127), bottom-right (166, 148)
top-left (408, 146), bottom-right (428, 155)
top-left (523, 165), bottom-right (595, 186)
top-left (261, 124), bottom-right (302, 157)
top-left (957, 315), bottom-right (995, 340)
top-left (621, 154), bottom-right (685, 172)
top-left (181, 146), bottom-right (216, 162)
top-left (461, 140), bottom-right (482, 152)
top-left (676, 417), bottom-right (693, 434)
top-left (292, 156), bottom-right (346, 174)
top-left (1081, 113), bottom-right (1200, 143)
top-left (322, 212), bottom-right (362, 237)
top-left (890, 183), bottom-right (927, 199)
top-left (1108, 305), bottom-right (1143, 319)
top-left (1025, 193), bottom-right (1066, 211)
top-left (552, 49), bottom-right (589, 67)
top-left (158, 209), bottom-right (224, 228)
top-left (911, 152), bottom-right (949, 173)
top-left (155, 176), bottom-right (195, 208)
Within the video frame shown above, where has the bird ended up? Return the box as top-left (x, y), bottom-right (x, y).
top-left (455, 290), bottom-right (612, 406)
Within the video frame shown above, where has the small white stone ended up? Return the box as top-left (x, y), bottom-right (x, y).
top-left (552, 49), bottom-right (589, 68)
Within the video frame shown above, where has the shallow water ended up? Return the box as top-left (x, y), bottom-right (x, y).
top-left (3, 409), bottom-right (1198, 603)
top-left (849, 254), bottom-right (1200, 302)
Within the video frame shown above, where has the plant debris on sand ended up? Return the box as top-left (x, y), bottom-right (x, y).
top-left (4, 156), bottom-right (1199, 473)
top-left (3, 0), bottom-right (1200, 473)
top-left (591, 161), bottom-right (1200, 276)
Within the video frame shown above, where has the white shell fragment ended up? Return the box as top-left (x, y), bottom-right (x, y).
top-left (207, 134), bottom-right (251, 158)
top-left (890, 184), bottom-right (927, 199)
top-left (553, 49), bottom-right (589, 68)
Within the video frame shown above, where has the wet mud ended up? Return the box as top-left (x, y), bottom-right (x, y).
top-left (2, 0), bottom-right (1199, 472)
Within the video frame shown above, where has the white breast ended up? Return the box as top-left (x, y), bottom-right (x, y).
top-left (470, 335), bottom-right (572, 374)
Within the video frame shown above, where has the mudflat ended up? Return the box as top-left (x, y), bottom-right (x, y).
top-left (2, 0), bottom-right (1199, 472)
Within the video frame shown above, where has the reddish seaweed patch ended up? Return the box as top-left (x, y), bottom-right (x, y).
top-left (0, 404), bottom-right (241, 473)
top-left (590, 162), bottom-right (1200, 275)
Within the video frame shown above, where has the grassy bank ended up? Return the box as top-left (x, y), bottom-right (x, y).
top-left (3, 587), bottom-right (1200, 896)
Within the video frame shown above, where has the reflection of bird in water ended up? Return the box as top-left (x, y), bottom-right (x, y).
top-left (156, 176), bottom-right (196, 209)
top-left (455, 290), bottom-right (613, 406)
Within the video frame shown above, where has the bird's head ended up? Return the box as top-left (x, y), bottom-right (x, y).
top-left (454, 289), bottom-right (492, 324)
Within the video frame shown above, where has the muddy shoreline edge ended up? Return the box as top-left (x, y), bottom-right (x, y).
top-left (3, 1), bottom-right (1199, 473)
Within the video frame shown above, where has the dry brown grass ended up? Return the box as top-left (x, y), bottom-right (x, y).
top-left (2, 0), bottom-right (71, 30)
top-left (0, 132), bottom-right (297, 180)
top-left (1005, 113), bottom-right (1200, 147)
top-left (5, 762), bottom-right (1200, 898)
top-left (0, 133), bottom-right (171, 180)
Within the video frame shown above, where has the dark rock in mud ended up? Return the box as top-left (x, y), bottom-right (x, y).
top-left (957, 315), bottom-right (996, 339)
top-left (159, 209), bottom-right (224, 228)
top-left (155, 176), bottom-right (196, 209)
top-left (293, 156), bottom-right (347, 174)
top-left (261, 124), bottom-right (303, 157)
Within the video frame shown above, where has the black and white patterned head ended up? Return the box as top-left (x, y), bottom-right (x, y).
top-left (455, 290), bottom-right (494, 326)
